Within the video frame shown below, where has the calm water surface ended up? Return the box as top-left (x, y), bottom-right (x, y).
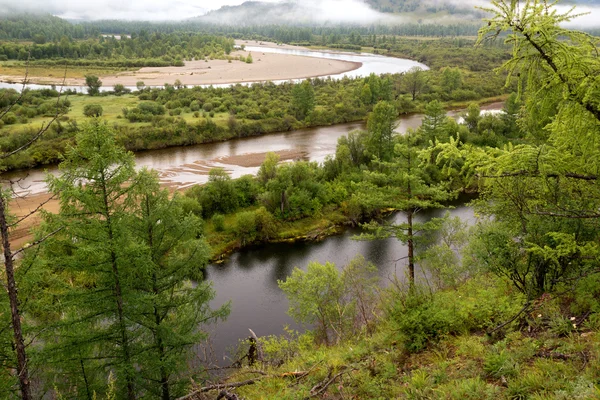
top-left (200, 205), bottom-right (477, 365)
top-left (5, 106), bottom-right (502, 196)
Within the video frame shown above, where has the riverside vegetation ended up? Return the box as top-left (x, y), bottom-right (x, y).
top-left (0, 0), bottom-right (599, 399)
top-left (0, 35), bottom-right (511, 171)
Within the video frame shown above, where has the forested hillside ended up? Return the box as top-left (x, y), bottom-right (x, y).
top-left (0, 0), bottom-right (599, 399)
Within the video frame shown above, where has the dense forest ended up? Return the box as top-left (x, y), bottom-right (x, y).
top-left (0, 0), bottom-right (599, 399)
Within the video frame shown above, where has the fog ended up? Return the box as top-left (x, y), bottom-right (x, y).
top-left (200, 0), bottom-right (396, 25)
top-left (0, 0), bottom-right (276, 21)
top-left (0, 0), bottom-right (598, 28)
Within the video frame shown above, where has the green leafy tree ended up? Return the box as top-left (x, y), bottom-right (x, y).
top-left (429, 0), bottom-right (600, 298)
top-left (85, 75), bottom-right (102, 96)
top-left (291, 80), bottom-right (315, 121)
top-left (403, 66), bottom-right (427, 101)
top-left (366, 101), bottom-right (397, 162)
top-left (83, 104), bottom-right (103, 117)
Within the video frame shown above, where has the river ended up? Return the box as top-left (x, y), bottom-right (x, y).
top-left (4, 104), bottom-right (502, 197)
top-left (0, 45), bottom-right (427, 93)
top-left (1, 46), bottom-right (493, 367)
top-left (198, 204), bottom-right (477, 366)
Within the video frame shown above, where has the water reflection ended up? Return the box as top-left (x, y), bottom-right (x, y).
top-left (204, 205), bottom-right (475, 364)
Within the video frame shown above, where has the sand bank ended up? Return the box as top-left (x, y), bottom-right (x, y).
top-left (7, 148), bottom-right (309, 247)
top-left (0, 41), bottom-right (361, 87)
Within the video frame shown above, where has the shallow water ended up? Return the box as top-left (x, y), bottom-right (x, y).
top-left (0, 46), bottom-right (427, 93)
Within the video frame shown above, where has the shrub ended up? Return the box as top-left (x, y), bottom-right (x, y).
top-left (83, 104), bottom-right (103, 118)
top-left (211, 214), bottom-right (225, 232)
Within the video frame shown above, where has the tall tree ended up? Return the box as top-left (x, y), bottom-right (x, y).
top-left (430, 0), bottom-right (600, 297)
top-left (366, 101), bottom-right (398, 162)
top-left (39, 122), bottom-right (228, 398)
top-left (127, 170), bottom-right (229, 399)
top-left (291, 80), bottom-right (315, 121)
top-left (358, 129), bottom-right (453, 286)
top-left (44, 120), bottom-right (140, 398)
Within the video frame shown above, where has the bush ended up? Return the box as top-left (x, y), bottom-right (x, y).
top-left (212, 214), bottom-right (225, 232)
top-left (83, 104), bottom-right (103, 118)
top-left (234, 211), bottom-right (256, 245)
top-left (391, 276), bottom-right (524, 352)
top-left (2, 112), bottom-right (17, 125)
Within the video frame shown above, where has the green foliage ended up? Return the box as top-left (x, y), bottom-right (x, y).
top-left (279, 256), bottom-right (380, 345)
top-left (212, 213), bottom-right (226, 232)
top-left (390, 276), bottom-right (524, 352)
top-left (34, 121), bottom-right (228, 398)
top-left (84, 75), bottom-right (102, 96)
top-left (366, 100), bottom-right (397, 161)
top-left (83, 103), bottom-right (103, 117)
top-left (291, 80), bottom-right (315, 121)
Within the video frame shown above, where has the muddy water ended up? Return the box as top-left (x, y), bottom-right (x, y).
top-left (5, 104), bottom-right (503, 197)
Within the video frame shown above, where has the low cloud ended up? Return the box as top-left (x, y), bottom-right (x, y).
top-left (201, 0), bottom-right (395, 25)
top-left (0, 0), bottom-right (254, 21)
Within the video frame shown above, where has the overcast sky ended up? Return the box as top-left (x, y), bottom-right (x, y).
top-left (0, 0), bottom-right (598, 27)
top-left (0, 0), bottom-right (280, 20)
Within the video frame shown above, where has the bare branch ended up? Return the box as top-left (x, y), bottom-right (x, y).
top-left (8, 194), bottom-right (57, 228)
top-left (12, 226), bottom-right (64, 258)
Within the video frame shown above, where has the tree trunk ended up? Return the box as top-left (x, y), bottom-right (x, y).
top-left (0, 195), bottom-right (31, 400)
top-left (101, 173), bottom-right (135, 400)
top-left (407, 208), bottom-right (415, 287)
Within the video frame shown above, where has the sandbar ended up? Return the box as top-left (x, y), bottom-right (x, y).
top-left (0, 41), bottom-right (361, 87)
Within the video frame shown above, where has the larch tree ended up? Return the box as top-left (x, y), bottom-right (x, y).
top-left (43, 120), bottom-right (141, 399)
top-left (430, 0), bottom-right (600, 298)
top-left (127, 169), bottom-right (229, 399)
top-left (38, 122), bottom-right (229, 398)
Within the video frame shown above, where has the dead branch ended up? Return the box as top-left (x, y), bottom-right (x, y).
top-left (12, 226), bottom-right (64, 257)
top-left (248, 328), bottom-right (264, 363)
top-left (309, 368), bottom-right (349, 398)
top-left (487, 301), bottom-right (532, 335)
top-left (216, 391), bottom-right (244, 400)
top-left (8, 194), bottom-right (57, 228)
top-left (176, 378), bottom-right (262, 400)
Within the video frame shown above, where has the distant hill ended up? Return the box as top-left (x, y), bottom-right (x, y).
top-left (0, 13), bottom-right (90, 40)
top-left (196, 0), bottom-right (393, 26)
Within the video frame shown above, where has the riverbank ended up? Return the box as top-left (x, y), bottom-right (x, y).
top-left (0, 40), bottom-right (362, 87)
top-left (5, 99), bottom-right (504, 249)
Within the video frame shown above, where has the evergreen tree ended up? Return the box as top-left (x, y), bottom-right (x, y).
top-left (39, 121), bottom-right (228, 398)
top-left (366, 100), bottom-right (397, 162)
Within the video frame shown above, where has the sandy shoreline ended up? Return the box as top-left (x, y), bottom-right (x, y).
top-left (7, 148), bottom-right (308, 248)
top-left (0, 40), bottom-right (362, 87)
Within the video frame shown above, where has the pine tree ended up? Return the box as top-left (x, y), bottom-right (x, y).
top-left (38, 122), bottom-right (228, 398)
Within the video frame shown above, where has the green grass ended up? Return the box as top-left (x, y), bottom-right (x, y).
top-left (223, 277), bottom-right (600, 400)
top-left (0, 63), bottom-right (128, 80)
top-left (1, 94), bottom-right (147, 134)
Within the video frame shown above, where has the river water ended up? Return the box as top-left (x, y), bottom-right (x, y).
top-left (2, 46), bottom-right (493, 366)
top-left (200, 204), bottom-right (477, 366)
top-left (0, 46), bottom-right (427, 93)
top-left (5, 105), bottom-right (503, 197)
